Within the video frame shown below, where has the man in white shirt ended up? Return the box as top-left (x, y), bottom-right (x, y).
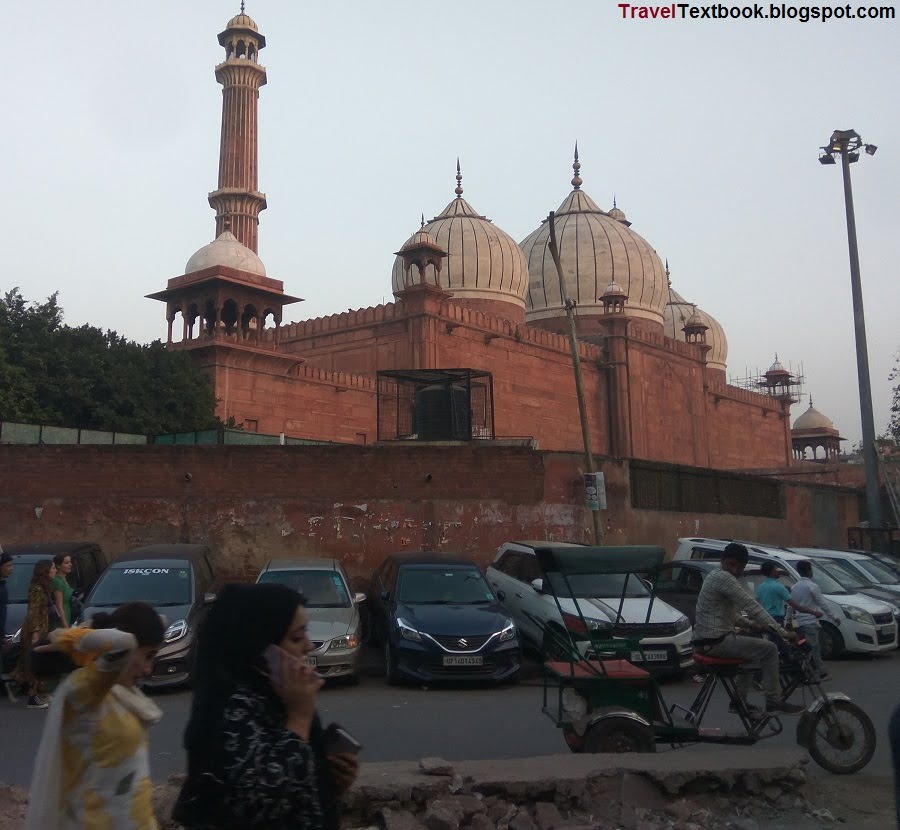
top-left (788, 560), bottom-right (840, 681)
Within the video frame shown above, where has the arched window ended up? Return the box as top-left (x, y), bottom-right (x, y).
top-left (241, 304), bottom-right (259, 340)
top-left (221, 299), bottom-right (239, 335)
top-left (236, 40), bottom-right (246, 58)
top-left (186, 303), bottom-right (199, 340)
top-left (248, 44), bottom-right (256, 62)
top-left (203, 299), bottom-right (217, 335)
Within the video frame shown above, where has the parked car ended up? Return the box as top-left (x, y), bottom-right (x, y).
top-left (789, 547), bottom-right (900, 596)
top-left (486, 541), bottom-right (693, 675)
top-left (673, 538), bottom-right (897, 658)
top-left (368, 552), bottom-right (521, 684)
top-left (256, 558), bottom-right (364, 681)
top-left (3, 542), bottom-right (108, 668)
top-left (80, 544), bottom-right (217, 688)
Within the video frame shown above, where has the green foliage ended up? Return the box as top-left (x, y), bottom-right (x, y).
top-left (890, 350), bottom-right (900, 444)
top-left (0, 288), bottom-right (222, 434)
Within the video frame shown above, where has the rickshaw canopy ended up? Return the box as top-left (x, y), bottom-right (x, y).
top-left (533, 545), bottom-right (666, 577)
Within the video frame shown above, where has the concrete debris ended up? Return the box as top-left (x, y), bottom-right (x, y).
top-left (419, 757), bottom-right (455, 776)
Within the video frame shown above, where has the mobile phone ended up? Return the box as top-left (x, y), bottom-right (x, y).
top-left (323, 724), bottom-right (363, 755)
top-left (263, 644), bottom-right (322, 685)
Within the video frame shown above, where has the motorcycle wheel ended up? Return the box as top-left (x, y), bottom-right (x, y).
top-left (807, 700), bottom-right (876, 774)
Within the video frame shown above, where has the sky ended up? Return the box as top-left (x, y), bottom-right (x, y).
top-left (4, 1), bottom-right (898, 446)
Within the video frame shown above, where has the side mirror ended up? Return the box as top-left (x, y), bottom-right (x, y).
top-left (531, 578), bottom-right (544, 594)
top-left (354, 592), bottom-right (367, 604)
top-left (380, 590), bottom-right (390, 602)
top-left (203, 592), bottom-right (217, 606)
top-left (496, 590), bottom-right (506, 601)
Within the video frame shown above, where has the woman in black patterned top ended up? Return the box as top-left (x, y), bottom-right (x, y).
top-left (174, 583), bottom-right (358, 829)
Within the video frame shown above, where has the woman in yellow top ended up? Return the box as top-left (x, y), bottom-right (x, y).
top-left (24, 602), bottom-right (165, 830)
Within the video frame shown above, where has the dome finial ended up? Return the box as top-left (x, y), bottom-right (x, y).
top-left (240, 0), bottom-right (245, 13)
top-left (613, 194), bottom-right (617, 209)
top-left (665, 258), bottom-right (670, 283)
top-left (455, 158), bottom-right (464, 198)
top-left (809, 396), bottom-right (814, 408)
top-left (420, 213), bottom-right (425, 229)
top-left (571, 142), bottom-right (582, 190)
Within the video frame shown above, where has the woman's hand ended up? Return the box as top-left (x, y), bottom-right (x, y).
top-left (327, 752), bottom-right (359, 794)
top-left (275, 657), bottom-right (323, 740)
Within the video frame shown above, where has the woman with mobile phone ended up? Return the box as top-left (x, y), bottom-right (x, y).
top-left (174, 583), bottom-right (359, 830)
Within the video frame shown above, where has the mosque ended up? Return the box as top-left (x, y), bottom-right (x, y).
top-left (148, 9), bottom-right (842, 469)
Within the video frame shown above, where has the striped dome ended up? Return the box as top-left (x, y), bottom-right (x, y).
top-left (391, 184), bottom-right (528, 312)
top-left (520, 187), bottom-right (668, 329)
top-left (664, 287), bottom-right (728, 372)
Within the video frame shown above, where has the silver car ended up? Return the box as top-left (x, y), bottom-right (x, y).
top-left (256, 558), bottom-right (364, 680)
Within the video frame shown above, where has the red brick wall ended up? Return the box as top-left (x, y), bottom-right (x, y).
top-left (0, 446), bottom-right (858, 584)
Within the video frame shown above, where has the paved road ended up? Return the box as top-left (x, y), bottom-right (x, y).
top-left (2, 649), bottom-right (898, 788)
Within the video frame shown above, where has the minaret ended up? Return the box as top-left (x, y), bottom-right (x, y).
top-left (208, 4), bottom-right (267, 253)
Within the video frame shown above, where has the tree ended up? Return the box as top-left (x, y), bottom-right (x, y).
top-left (890, 350), bottom-right (900, 444)
top-left (0, 288), bottom-right (222, 434)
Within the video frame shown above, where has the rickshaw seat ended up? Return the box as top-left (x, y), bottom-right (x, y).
top-left (545, 659), bottom-right (650, 680)
top-left (693, 652), bottom-right (744, 668)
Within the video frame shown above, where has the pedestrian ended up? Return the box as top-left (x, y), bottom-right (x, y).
top-left (50, 553), bottom-right (74, 630)
top-left (755, 561), bottom-right (822, 626)
top-left (13, 558), bottom-right (57, 708)
top-left (0, 551), bottom-right (16, 702)
top-left (23, 602), bottom-right (165, 830)
top-left (789, 560), bottom-right (840, 682)
top-left (174, 583), bottom-right (359, 830)
top-left (693, 543), bottom-right (803, 716)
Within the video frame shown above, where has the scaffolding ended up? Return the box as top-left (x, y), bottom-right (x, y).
top-left (729, 356), bottom-right (805, 404)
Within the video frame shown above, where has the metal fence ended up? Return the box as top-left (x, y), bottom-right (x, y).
top-left (630, 460), bottom-right (785, 518)
top-left (0, 421), bottom-right (147, 445)
top-left (152, 429), bottom-right (334, 446)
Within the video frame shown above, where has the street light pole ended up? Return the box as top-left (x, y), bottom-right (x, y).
top-left (819, 129), bottom-right (883, 546)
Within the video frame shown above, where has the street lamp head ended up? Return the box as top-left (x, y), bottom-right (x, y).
top-left (829, 128), bottom-right (861, 152)
top-left (847, 151), bottom-right (860, 163)
top-left (818, 152), bottom-right (837, 165)
top-left (865, 144), bottom-right (877, 156)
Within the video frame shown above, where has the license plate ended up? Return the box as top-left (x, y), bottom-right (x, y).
top-left (306, 656), bottom-right (317, 667)
top-left (880, 626), bottom-right (894, 637)
top-left (443, 655), bottom-right (483, 666)
top-left (631, 650), bottom-right (668, 662)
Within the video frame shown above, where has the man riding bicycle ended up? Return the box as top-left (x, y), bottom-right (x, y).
top-left (693, 543), bottom-right (803, 715)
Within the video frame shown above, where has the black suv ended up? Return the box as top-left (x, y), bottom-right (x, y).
top-left (367, 552), bottom-right (520, 685)
top-left (3, 542), bottom-right (108, 664)
top-left (81, 544), bottom-right (217, 688)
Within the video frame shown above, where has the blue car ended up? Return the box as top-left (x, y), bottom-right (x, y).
top-left (367, 553), bottom-right (521, 684)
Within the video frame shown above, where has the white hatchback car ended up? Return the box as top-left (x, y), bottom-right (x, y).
top-left (486, 541), bottom-right (694, 674)
top-left (673, 538), bottom-right (897, 658)
top-left (790, 548), bottom-right (900, 595)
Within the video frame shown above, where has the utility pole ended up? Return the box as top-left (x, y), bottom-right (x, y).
top-left (819, 129), bottom-right (883, 548)
top-left (547, 211), bottom-right (604, 545)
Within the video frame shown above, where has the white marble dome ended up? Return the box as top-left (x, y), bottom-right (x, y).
top-left (793, 402), bottom-right (836, 432)
top-left (520, 160), bottom-right (668, 329)
top-left (391, 170), bottom-right (528, 311)
top-left (184, 230), bottom-right (267, 277)
top-left (664, 287), bottom-right (728, 372)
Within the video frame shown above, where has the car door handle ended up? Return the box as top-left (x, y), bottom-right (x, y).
top-left (515, 592), bottom-right (524, 598)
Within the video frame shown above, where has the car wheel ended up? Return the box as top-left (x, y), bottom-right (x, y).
top-left (820, 622), bottom-right (845, 660)
top-left (385, 641), bottom-right (400, 686)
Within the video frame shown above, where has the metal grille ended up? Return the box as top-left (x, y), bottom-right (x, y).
top-left (431, 634), bottom-right (491, 651)
top-left (426, 661), bottom-right (497, 676)
top-left (878, 630), bottom-right (895, 645)
top-left (376, 369), bottom-right (494, 442)
top-left (612, 623), bottom-right (678, 639)
top-left (872, 613), bottom-right (893, 625)
top-left (630, 461), bottom-right (784, 519)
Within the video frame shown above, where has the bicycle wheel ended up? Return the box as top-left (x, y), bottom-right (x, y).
top-left (806, 700), bottom-right (876, 774)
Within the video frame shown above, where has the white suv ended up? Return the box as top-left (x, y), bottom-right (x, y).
top-left (673, 538), bottom-right (897, 658)
top-left (790, 548), bottom-right (900, 595)
top-left (486, 541), bottom-right (694, 674)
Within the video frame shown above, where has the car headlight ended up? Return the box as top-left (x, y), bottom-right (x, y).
top-left (163, 620), bottom-right (188, 643)
top-left (327, 634), bottom-right (360, 651)
top-left (674, 615), bottom-right (691, 633)
top-left (561, 687), bottom-right (588, 718)
top-left (842, 606), bottom-right (874, 625)
top-left (498, 622), bottom-right (516, 642)
top-left (396, 618), bottom-right (422, 643)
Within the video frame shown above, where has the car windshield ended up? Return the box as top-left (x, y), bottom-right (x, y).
top-left (397, 567), bottom-right (494, 604)
top-left (258, 570), bottom-right (351, 608)
top-left (5, 561), bottom-right (42, 603)
top-left (815, 560), bottom-right (871, 591)
top-left (854, 557), bottom-right (900, 585)
top-left (546, 572), bottom-right (650, 599)
top-left (873, 555), bottom-right (900, 578)
top-left (807, 561), bottom-right (849, 595)
top-left (89, 565), bottom-right (192, 606)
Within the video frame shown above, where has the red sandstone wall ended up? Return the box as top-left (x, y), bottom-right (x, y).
top-left (0, 446), bottom-right (858, 583)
